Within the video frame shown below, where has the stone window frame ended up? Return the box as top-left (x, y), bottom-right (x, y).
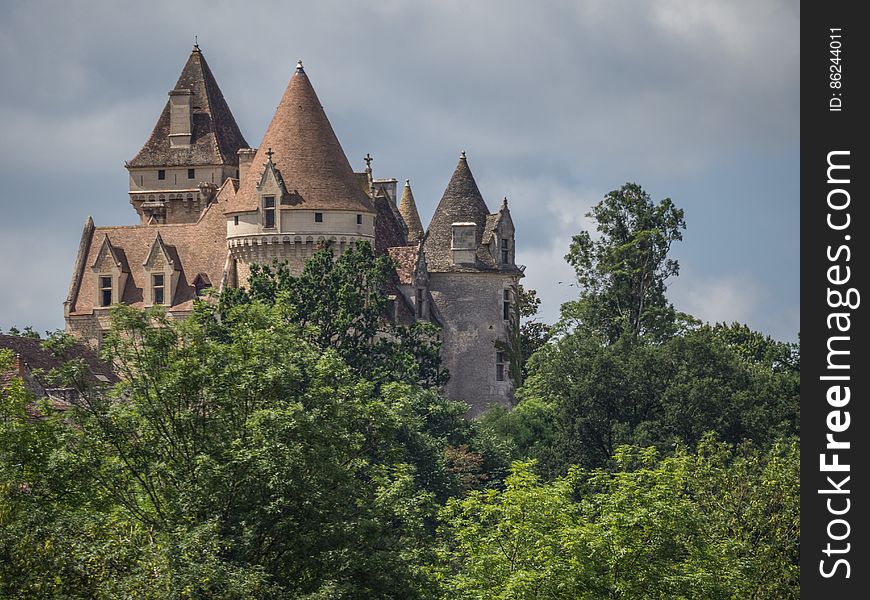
top-left (158, 169), bottom-right (166, 180)
top-left (496, 351), bottom-right (506, 382)
top-left (356, 213), bottom-right (363, 225)
top-left (98, 275), bottom-right (113, 307)
top-left (152, 273), bottom-right (166, 305)
top-left (187, 168), bottom-right (195, 180)
top-left (501, 237), bottom-right (510, 264)
top-left (315, 212), bottom-right (324, 223)
top-left (262, 195), bottom-right (276, 229)
top-left (503, 288), bottom-right (511, 320)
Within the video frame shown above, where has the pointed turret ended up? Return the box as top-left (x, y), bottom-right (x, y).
top-left (228, 61), bottom-right (374, 214)
top-left (128, 44), bottom-right (248, 168)
top-left (399, 179), bottom-right (424, 243)
top-left (424, 152), bottom-right (492, 270)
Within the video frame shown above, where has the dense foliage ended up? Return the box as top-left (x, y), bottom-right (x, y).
top-left (1, 191), bottom-right (799, 598)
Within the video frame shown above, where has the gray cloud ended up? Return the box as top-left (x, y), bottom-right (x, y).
top-left (0, 0), bottom-right (798, 340)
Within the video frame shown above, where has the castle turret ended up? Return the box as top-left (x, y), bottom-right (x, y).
top-left (399, 179), bottom-right (424, 243)
top-left (126, 43), bottom-right (248, 224)
top-left (225, 61), bottom-right (376, 281)
top-left (423, 152), bottom-right (523, 416)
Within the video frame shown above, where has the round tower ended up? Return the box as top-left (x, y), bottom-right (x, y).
top-left (224, 61), bottom-right (376, 283)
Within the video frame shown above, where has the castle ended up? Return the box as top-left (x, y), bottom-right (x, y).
top-left (63, 45), bottom-right (524, 416)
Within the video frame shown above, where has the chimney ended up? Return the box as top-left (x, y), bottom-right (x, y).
top-left (237, 148), bottom-right (257, 182)
top-left (168, 89), bottom-right (193, 147)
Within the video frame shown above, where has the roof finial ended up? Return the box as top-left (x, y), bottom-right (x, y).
top-left (460, 150), bottom-right (466, 160)
top-left (193, 35), bottom-right (200, 51)
top-left (405, 179), bottom-right (410, 186)
top-left (364, 153), bottom-right (373, 171)
top-left (296, 60), bottom-right (304, 73)
top-left (502, 196), bottom-right (509, 208)
top-left (266, 147), bottom-right (274, 161)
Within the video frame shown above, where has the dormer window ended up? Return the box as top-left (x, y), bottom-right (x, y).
top-left (99, 276), bottom-right (113, 307)
top-left (315, 212), bottom-right (323, 223)
top-left (263, 196), bottom-right (276, 228)
top-left (152, 274), bottom-right (165, 305)
top-left (158, 169), bottom-right (166, 180)
top-left (501, 238), bottom-right (510, 264)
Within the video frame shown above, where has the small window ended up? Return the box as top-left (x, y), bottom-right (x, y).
top-left (157, 169), bottom-right (166, 180)
top-left (503, 289), bottom-right (511, 320)
top-left (263, 196), bottom-right (276, 228)
top-left (153, 273), bottom-right (165, 305)
top-left (416, 288), bottom-right (424, 318)
top-left (188, 168), bottom-right (195, 180)
top-left (234, 215), bottom-right (239, 226)
top-left (496, 352), bottom-right (506, 382)
top-left (356, 214), bottom-right (363, 225)
top-left (100, 276), bottom-right (112, 307)
top-left (315, 212), bottom-right (323, 223)
top-left (501, 238), bottom-right (510, 264)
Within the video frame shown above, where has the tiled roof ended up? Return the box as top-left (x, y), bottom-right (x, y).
top-left (68, 187), bottom-right (231, 316)
top-left (127, 45), bottom-right (248, 168)
top-left (386, 246), bottom-right (420, 284)
top-left (0, 334), bottom-right (118, 389)
top-left (227, 63), bottom-right (374, 215)
top-left (423, 153), bottom-right (495, 272)
top-left (399, 180), bottom-right (423, 242)
top-left (374, 191), bottom-right (409, 253)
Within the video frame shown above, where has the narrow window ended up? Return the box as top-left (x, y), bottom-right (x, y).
top-left (501, 237), bottom-right (510, 264)
top-left (315, 212), bottom-right (323, 223)
top-left (356, 214), bottom-right (363, 225)
top-left (496, 351), bottom-right (506, 382)
top-left (153, 273), bottom-right (165, 305)
top-left (263, 196), bottom-right (276, 228)
top-left (157, 169), bottom-right (166, 180)
top-left (503, 289), bottom-right (511, 320)
top-left (188, 168), bottom-right (195, 179)
top-left (139, 175), bottom-right (143, 186)
top-left (416, 288), bottom-right (424, 318)
top-left (234, 215), bottom-right (239, 226)
top-left (100, 276), bottom-right (112, 307)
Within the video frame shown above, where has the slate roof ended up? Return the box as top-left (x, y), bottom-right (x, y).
top-left (423, 153), bottom-right (498, 272)
top-left (67, 182), bottom-right (232, 316)
top-left (227, 62), bottom-right (374, 215)
top-left (399, 180), bottom-right (424, 242)
top-left (127, 45), bottom-right (248, 168)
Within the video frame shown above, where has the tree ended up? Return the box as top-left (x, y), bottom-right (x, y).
top-left (437, 440), bottom-right (799, 599)
top-left (496, 285), bottom-right (551, 389)
top-left (515, 323), bottom-right (799, 472)
top-left (203, 241), bottom-right (449, 388)
top-left (564, 183), bottom-right (685, 343)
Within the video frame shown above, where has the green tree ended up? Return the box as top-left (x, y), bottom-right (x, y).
top-left (564, 183), bottom-right (685, 343)
top-left (438, 439), bottom-right (799, 599)
top-left (206, 241), bottom-right (448, 388)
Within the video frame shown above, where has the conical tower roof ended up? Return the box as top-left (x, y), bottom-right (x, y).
top-left (424, 152), bottom-right (491, 270)
top-left (228, 62), bottom-right (374, 214)
top-left (128, 44), bottom-right (248, 167)
top-left (399, 179), bottom-right (424, 242)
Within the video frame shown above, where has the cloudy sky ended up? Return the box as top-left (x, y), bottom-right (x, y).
top-left (0, 0), bottom-right (799, 341)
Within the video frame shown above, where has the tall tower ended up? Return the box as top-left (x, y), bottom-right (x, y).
top-left (125, 43), bottom-right (248, 224)
top-left (224, 62), bottom-right (376, 283)
top-left (424, 152), bottom-right (523, 416)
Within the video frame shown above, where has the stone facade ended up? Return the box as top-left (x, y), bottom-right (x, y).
top-left (64, 45), bottom-right (524, 416)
